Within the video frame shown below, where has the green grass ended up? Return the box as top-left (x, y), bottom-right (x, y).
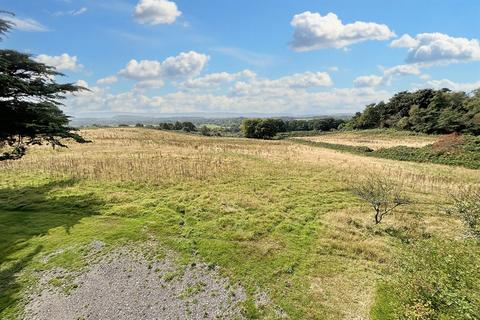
top-left (0, 161), bottom-right (366, 319)
top-left (371, 239), bottom-right (480, 319)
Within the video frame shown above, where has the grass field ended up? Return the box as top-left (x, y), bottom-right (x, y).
top-left (296, 129), bottom-right (437, 150)
top-left (1, 128), bottom-right (479, 319)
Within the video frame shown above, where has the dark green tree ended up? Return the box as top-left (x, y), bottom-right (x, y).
top-left (0, 14), bottom-right (88, 160)
top-left (181, 121), bottom-right (196, 132)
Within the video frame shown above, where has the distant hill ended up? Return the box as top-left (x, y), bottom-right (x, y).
top-left (69, 113), bottom-right (352, 127)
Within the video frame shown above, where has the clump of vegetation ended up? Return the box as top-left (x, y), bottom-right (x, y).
top-left (158, 121), bottom-right (197, 132)
top-left (352, 176), bottom-right (410, 224)
top-left (449, 186), bottom-right (480, 239)
top-left (241, 117), bottom-right (344, 139)
top-left (344, 88), bottom-right (480, 135)
top-left (372, 239), bottom-right (480, 320)
top-left (0, 15), bottom-right (88, 160)
top-left (372, 135), bottom-right (480, 169)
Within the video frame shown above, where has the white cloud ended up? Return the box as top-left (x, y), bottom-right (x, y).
top-left (119, 51), bottom-right (209, 80)
top-left (390, 34), bottom-right (418, 48)
top-left (66, 85), bottom-right (389, 116)
top-left (160, 51), bottom-right (210, 78)
top-left (134, 0), bottom-right (181, 25)
top-left (232, 71), bottom-right (333, 96)
top-left (0, 15), bottom-right (48, 32)
top-left (390, 33), bottom-right (480, 65)
top-left (34, 53), bottom-right (82, 71)
top-left (97, 76), bottom-right (118, 85)
top-left (290, 11), bottom-right (395, 51)
top-left (353, 75), bottom-right (383, 88)
top-left (119, 59), bottom-right (162, 80)
top-left (354, 64), bottom-right (421, 87)
top-left (53, 7), bottom-right (88, 17)
top-left (182, 70), bottom-right (256, 89)
top-left (66, 71), bottom-right (390, 116)
top-left (383, 64), bottom-right (421, 77)
top-left (135, 79), bottom-right (165, 89)
top-left (423, 79), bottom-right (480, 92)
top-left (72, 7), bottom-right (88, 16)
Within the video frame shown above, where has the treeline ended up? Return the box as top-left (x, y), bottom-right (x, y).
top-left (128, 121), bottom-right (238, 137)
top-left (157, 121), bottom-right (197, 132)
top-left (242, 117), bottom-right (345, 139)
top-left (345, 88), bottom-right (480, 135)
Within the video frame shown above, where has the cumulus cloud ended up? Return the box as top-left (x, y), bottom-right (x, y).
top-left (160, 51), bottom-right (210, 78)
top-left (232, 71), bottom-right (333, 96)
top-left (66, 85), bottom-right (389, 116)
top-left (135, 79), bottom-right (165, 89)
top-left (383, 64), bottom-right (421, 77)
top-left (389, 34), bottom-right (418, 48)
top-left (182, 70), bottom-right (256, 89)
top-left (134, 0), bottom-right (181, 25)
top-left (34, 53), bottom-right (82, 71)
top-left (0, 15), bottom-right (48, 32)
top-left (354, 64), bottom-right (421, 87)
top-left (390, 33), bottom-right (480, 65)
top-left (290, 11), bottom-right (395, 51)
top-left (423, 79), bottom-right (480, 92)
top-left (119, 60), bottom-right (162, 80)
top-left (97, 76), bottom-right (118, 85)
top-left (119, 51), bottom-right (209, 80)
top-left (353, 75), bottom-right (383, 88)
top-left (66, 70), bottom-right (390, 116)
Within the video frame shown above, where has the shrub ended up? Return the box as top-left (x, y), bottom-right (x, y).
top-left (352, 176), bottom-right (410, 224)
top-left (372, 240), bottom-right (480, 319)
top-left (431, 133), bottom-right (464, 154)
top-left (450, 186), bottom-right (480, 239)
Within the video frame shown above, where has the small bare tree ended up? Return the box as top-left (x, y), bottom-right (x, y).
top-left (352, 176), bottom-right (410, 224)
top-left (450, 186), bottom-right (480, 239)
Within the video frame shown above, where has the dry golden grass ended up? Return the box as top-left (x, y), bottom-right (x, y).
top-left (1, 128), bottom-right (478, 196)
top-left (299, 130), bottom-right (437, 150)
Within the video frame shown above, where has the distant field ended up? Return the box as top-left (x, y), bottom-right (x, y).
top-left (297, 129), bottom-right (438, 150)
top-left (1, 128), bottom-right (479, 319)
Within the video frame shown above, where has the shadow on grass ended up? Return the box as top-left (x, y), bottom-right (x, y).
top-left (0, 178), bottom-right (104, 315)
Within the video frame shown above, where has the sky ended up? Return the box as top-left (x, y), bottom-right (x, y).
top-left (1, 0), bottom-right (480, 117)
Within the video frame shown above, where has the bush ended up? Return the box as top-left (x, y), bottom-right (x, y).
top-left (351, 175), bottom-right (410, 224)
top-left (450, 186), bottom-right (480, 239)
top-left (431, 133), bottom-right (464, 154)
top-left (372, 239), bottom-right (480, 319)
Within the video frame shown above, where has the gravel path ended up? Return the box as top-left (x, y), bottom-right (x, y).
top-left (24, 244), bottom-right (246, 320)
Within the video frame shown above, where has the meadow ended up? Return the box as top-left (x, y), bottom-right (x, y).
top-left (295, 129), bottom-right (437, 150)
top-left (1, 128), bottom-right (479, 319)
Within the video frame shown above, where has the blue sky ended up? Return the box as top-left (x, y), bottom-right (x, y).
top-left (1, 0), bottom-right (480, 117)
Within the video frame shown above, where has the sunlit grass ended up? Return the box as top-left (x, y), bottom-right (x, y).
top-left (1, 128), bottom-right (479, 319)
top-left (298, 129), bottom-right (437, 150)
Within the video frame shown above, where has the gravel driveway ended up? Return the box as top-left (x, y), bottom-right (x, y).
top-left (24, 244), bottom-right (246, 320)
